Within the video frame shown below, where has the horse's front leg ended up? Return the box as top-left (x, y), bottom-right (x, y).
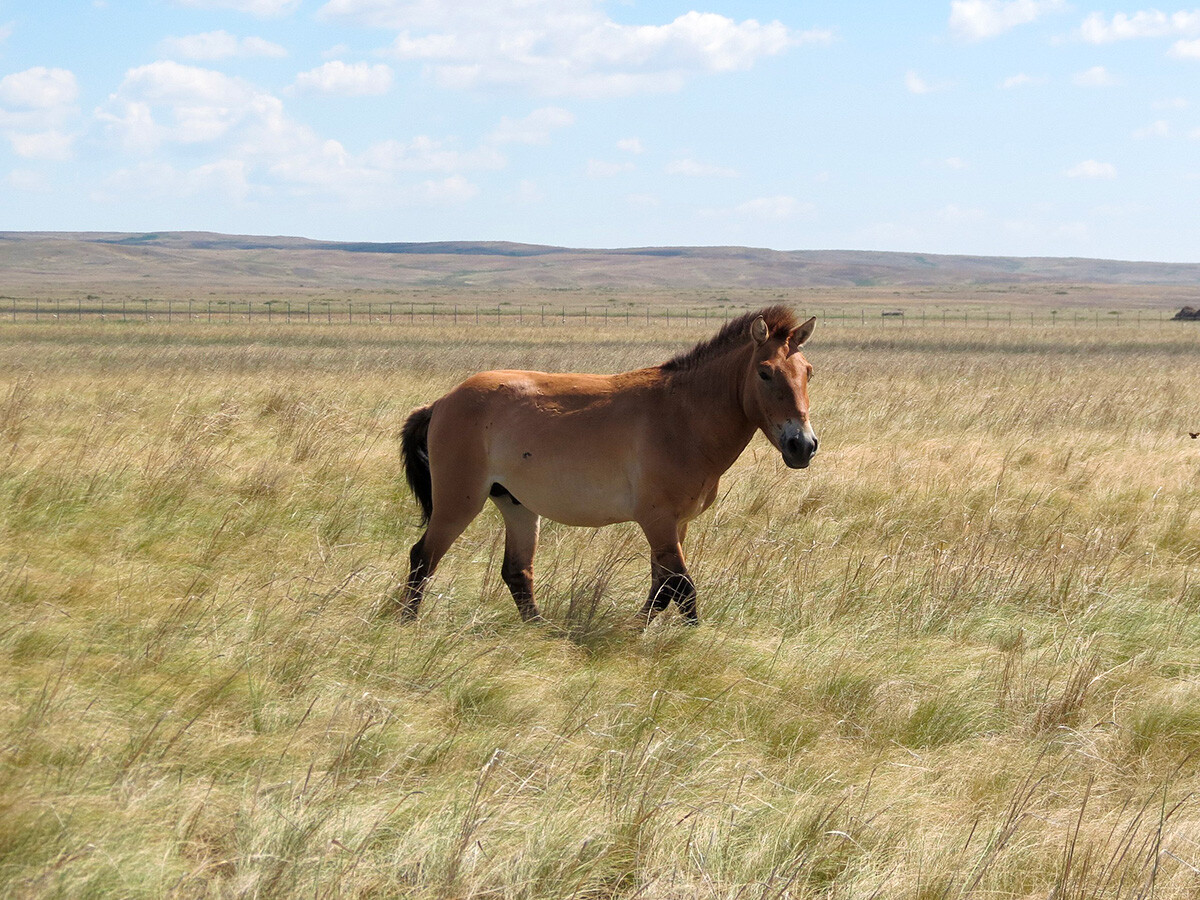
top-left (637, 520), bottom-right (698, 626)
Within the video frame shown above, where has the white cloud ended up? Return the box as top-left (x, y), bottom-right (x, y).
top-left (949, 0), bottom-right (1064, 41)
top-left (0, 68), bottom-right (80, 159)
top-left (488, 107), bottom-right (574, 144)
top-left (1153, 96), bottom-right (1189, 108)
top-left (160, 31), bottom-right (287, 60)
top-left (320, 0), bottom-right (826, 96)
top-left (1072, 65), bottom-right (1117, 86)
top-left (9, 129), bottom-right (75, 160)
top-left (617, 137), bottom-right (644, 154)
top-left (0, 67), bottom-right (78, 108)
top-left (293, 61), bottom-right (394, 96)
top-left (97, 61), bottom-right (269, 150)
top-left (944, 156), bottom-right (968, 169)
top-left (1079, 9), bottom-right (1200, 43)
top-left (665, 158), bottom-right (738, 177)
top-left (93, 59), bottom-right (508, 208)
top-left (1133, 119), bottom-right (1171, 138)
top-left (1001, 72), bottom-right (1044, 88)
top-left (586, 158), bottom-right (634, 177)
top-left (172, 0), bottom-right (300, 16)
top-left (1169, 37), bottom-right (1200, 57)
top-left (1066, 159), bottom-right (1116, 179)
top-left (0, 22), bottom-right (13, 46)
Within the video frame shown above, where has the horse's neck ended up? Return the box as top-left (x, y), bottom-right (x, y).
top-left (666, 350), bottom-right (756, 470)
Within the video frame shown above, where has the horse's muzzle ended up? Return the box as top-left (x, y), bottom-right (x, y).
top-left (781, 430), bottom-right (818, 469)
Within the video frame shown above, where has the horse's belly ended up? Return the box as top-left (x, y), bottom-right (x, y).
top-left (496, 466), bottom-right (636, 527)
top-left (488, 438), bottom-right (638, 527)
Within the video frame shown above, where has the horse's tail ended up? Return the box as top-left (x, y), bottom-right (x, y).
top-left (401, 404), bottom-right (434, 525)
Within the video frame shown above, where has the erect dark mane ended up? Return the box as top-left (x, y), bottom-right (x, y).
top-left (660, 305), bottom-right (799, 372)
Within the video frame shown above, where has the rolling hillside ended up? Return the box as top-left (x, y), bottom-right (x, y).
top-left (3, 232), bottom-right (1200, 309)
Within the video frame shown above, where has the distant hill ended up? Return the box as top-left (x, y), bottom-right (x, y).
top-left (3, 232), bottom-right (1200, 299)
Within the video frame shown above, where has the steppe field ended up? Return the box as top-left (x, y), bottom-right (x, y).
top-left (2, 313), bottom-right (1200, 899)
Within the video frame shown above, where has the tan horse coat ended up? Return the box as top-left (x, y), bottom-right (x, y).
top-left (397, 306), bottom-right (818, 625)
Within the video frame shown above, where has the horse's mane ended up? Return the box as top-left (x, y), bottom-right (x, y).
top-left (660, 305), bottom-right (799, 372)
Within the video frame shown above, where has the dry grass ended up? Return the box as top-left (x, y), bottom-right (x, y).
top-left (1, 318), bottom-right (1199, 899)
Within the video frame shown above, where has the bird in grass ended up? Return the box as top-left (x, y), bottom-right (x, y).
top-left (1191, 432), bottom-right (1199, 439)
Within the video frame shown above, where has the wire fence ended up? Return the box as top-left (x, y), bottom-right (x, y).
top-left (1, 297), bottom-right (1195, 328)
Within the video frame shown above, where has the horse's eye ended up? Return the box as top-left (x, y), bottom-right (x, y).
top-left (758, 368), bottom-right (771, 382)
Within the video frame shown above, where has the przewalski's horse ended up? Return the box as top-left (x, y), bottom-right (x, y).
top-left (396, 306), bottom-right (818, 626)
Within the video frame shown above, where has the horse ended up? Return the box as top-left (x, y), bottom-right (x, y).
top-left (395, 305), bottom-right (818, 626)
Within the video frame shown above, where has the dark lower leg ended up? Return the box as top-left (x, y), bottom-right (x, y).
top-left (638, 567), bottom-right (697, 626)
top-left (394, 536), bottom-right (429, 620)
top-left (501, 555), bottom-right (541, 622)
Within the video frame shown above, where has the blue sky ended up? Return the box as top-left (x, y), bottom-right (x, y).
top-left (1, 1), bottom-right (1198, 260)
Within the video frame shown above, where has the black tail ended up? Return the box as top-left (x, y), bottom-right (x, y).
top-left (401, 404), bottom-right (434, 525)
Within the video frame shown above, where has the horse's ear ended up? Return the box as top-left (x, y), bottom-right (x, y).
top-left (750, 316), bottom-right (769, 344)
top-left (787, 317), bottom-right (816, 353)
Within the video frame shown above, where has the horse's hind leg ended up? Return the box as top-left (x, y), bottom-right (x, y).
top-left (395, 491), bottom-right (487, 620)
top-left (637, 521), bottom-right (698, 626)
top-left (492, 489), bottom-right (542, 622)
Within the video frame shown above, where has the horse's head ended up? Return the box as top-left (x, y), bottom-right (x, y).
top-left (743, 314), bottom-right (818, 469)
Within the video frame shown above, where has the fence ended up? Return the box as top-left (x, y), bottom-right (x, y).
top-left (0, 297), bottom-right (1191, 328)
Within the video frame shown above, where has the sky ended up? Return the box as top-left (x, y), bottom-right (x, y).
top-left (1, 1), bottom-right (1199, 260)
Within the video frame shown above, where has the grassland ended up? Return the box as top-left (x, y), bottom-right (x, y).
top-left (1, 317), bottom-right (1199, 898)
